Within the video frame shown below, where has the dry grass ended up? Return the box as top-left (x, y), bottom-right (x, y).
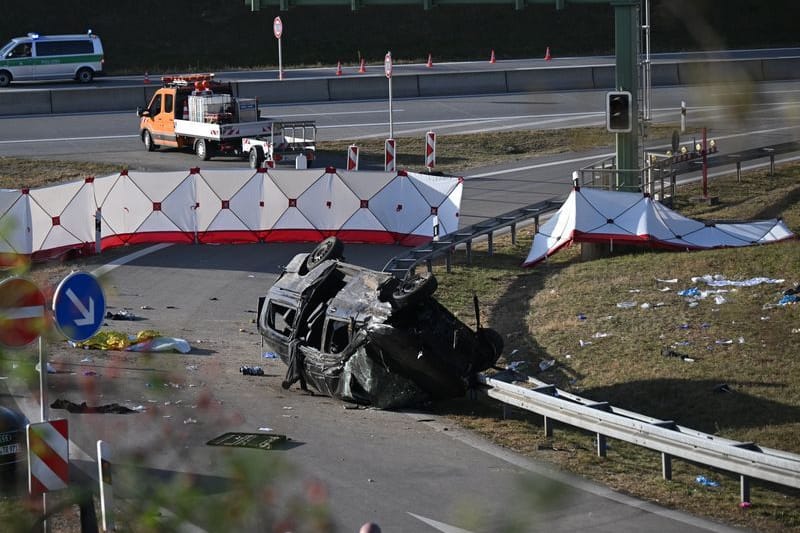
top-left (431, 164), bottom-right (800, 532)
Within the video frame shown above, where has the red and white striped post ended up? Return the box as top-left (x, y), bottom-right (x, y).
top-left (384, 138), bottom-right (396, 172)
top-left (425, 131), bottom-right (436, 169)
top-left (27, 419), bottom-right (69, 532)
top-left (347, 144), bottom-right (359, 171)
top-left (97, 440), bottom-right (114, 532)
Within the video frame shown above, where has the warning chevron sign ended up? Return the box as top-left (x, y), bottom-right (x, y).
top-left (27, 419), bottom-right (69, 495)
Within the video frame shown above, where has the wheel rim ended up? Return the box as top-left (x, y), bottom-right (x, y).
top-left (197, 141), bottom-right (206, 158)
top-left (144, 133), bottom-right (151, 149)
top-left (249, 149), bottom-right (257, 168)
top-left (310, 240), bottom-right (333, 263)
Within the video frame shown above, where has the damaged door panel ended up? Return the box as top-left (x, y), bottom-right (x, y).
top-left (258, 237), bottom-right (503, 408)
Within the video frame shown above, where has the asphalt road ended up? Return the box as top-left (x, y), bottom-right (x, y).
top-left (2, 77), bottom-right (798, 531)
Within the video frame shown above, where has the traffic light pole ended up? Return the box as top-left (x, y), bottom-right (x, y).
top-left (612, 0), bottom-right (640, 191)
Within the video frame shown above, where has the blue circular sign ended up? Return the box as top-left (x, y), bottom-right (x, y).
top-left (52, 272), bottom-right (106, 342)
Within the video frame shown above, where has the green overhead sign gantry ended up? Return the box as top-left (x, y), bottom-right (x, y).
top-left (245, 0), bottom-right (641, 190)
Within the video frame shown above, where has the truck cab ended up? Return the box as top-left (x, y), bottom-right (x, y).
top-left (137, 74), bottom-right (233, 153)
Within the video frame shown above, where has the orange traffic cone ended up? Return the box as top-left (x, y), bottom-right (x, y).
top-left (544, 46), bottom-right (552, 61)
top-left (426, 53), bottom-right (433, 68)
top-left (358, 58), bottom-right (366, 73)
top-left (336, 61), bottom-right (342, 76)
top-left (489, 50), bottom-right (496, 64)
top-left (144, 71), bottom-right (150, 84)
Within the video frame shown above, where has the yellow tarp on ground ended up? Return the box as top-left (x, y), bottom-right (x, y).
top-left (76, 330), bottom-right (162, 350)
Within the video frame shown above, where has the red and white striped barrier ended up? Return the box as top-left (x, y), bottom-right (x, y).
top-left (27, 419), bottom-right (69, 495)
top-left (97, 440), bottom-right (114, 532)
top-left (347, 144), bottom-right (359, 171)
top-left (425, 131), bottom-right (436, 169)
top-left (385, 138), bottom-right (396, 172)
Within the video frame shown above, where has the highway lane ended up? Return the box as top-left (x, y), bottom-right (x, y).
top-left (3, 48), bottom-right (799, 90)
top-left (1, 80), bottom-right (799, 227)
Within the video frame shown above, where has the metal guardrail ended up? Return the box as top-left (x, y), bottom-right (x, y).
top-left (382, 199), bottom-right (563, 278)
top-left (385, 140), bottom-right (800, 279)
top-left (478, 373), bottom-right (800, 502)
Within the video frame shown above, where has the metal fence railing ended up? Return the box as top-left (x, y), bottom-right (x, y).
top-left (478, 373), bottom-right (800, 503)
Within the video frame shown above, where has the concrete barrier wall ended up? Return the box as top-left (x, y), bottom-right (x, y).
top-left (507, 66), bottom-right (595, 92)
top-left (677, 59), bottom-right (765, 85)
top-left (0, 90), bottom-right (52, 115)
top-left (50, 86), bottom-right (149, 114)
top-left (762, 58), bottom-right (800, 80)
top-left (2, 57), bottom-right (799, 117)
top-left (236, 78), bottom-right (330, 103)
top-left (418, 71), bottom-right (507, 96)
top-left (328, 75), bottom-right (419, 100)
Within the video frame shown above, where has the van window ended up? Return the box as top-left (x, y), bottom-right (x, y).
top-left (7, 43), bottom-right (31, 59)
top-left (325, 319), bottom-right (350, 354)
top-left (148, 94), bottom-right (162, 117)
top-left (164, 94), bottom-right (174, 115)
top-left (35, 40), bottom-right (93, 57)
top-left (267, 302), bottom-right (297, 337)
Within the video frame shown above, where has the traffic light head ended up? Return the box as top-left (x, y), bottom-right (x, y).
top-left (606, 91), bottom-right (632, 133)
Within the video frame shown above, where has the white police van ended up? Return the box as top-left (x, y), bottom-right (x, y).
top-left (0, 31), bottom-right (104, 87)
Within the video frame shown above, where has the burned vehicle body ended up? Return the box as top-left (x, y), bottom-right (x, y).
top-left (257, 238), bottom-right (502, 408)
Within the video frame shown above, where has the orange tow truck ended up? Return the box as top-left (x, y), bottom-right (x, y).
top-left (136, 74), bottom-right (316, 167)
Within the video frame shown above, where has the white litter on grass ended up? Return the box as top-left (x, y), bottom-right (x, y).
top-left (659, 287), bottom-right (672, 292)
top-left (716, 339), bottom-right (734, 345)
top-left (616, 301), bottom-right (637, 309)
top-left (657, 278), bottom-right (678, 283)
top-left (183, 418), bottom-right (197, 424)
top-left (259, 427), bottom-right (273, 432)
top-left (592, 332), bottom-right (610, 339)
top-left (688, 302), bottom-right (699, 308)
top-left (539, 359), bottom-right (556, 371)
top-left (738, 337), bottom-right (745, 344)
top-left (579, 339), bottom-right (593, 347)
top-left (133, 405), bottom-right (145, 412)
top-left (640, 303), bottom-right (651, 309)
top-left (80, 357), bottom-right (92, 363)
top-left (628, 289), bottom-right (641, 293)
top-left (714, 295), bottom-right (728, 305)
top-left (692, 274), bottom-right (785, 287)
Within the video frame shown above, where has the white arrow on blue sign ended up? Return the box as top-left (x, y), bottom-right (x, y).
top-left (53, 272), bottom-right (106, 342)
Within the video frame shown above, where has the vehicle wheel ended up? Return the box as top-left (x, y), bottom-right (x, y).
top-left (249, 146), bottom-right (265, 169)
top-left (76, 67), bottom-right (94, 84)
top-left (392, 272), bottom-right (438, 307)
top-left (304, 237), bottom-right (344, 271)
top-left (195, 139), bottom-right (211, 161)
top-left (142, 131), bottom-right (156, 152)
top-left (476, 328), bottom-right (504, 366)
top-left (0, 70), bottom-right (11, 87)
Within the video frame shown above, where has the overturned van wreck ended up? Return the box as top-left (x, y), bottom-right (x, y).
top-left (257, 237), bottom-right (503, 408)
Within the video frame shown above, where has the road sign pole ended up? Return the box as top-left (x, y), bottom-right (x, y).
top-left (273, 16), bottom-right (284, 80)
top-left (388, 76), bottom-right (393, 139)
top-left (39, 337), bottom-right (47, 422)
top-left (278, 38), bottom-right (283, 80)
top-left (613, 0), bottom-right (640, 192)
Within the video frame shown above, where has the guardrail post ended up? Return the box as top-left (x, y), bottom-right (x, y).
top-left (765, 148), bottom-right (775, 175)
top-left (510, 223), bottom-right (517, 245)
top-left (661, 453), bottom-right (672, 480)
top-left (426, 258), bottom-right (432, 273)
top-left (465, 240), bottom-right (472, 265)
top-left (596, 434), bottom-right (607, 457)
top-left (487, 232), bottom-right (494, 256)
top-left (736, 160), bottom-right (742, 182)
top-left (445, 251), bottom-right (451, 273)
top-left (543, 416), bottom-right (553, 438)
top-left (740, 475), bottom-right (751, 503)
top-left (534, 215), bottom-right (540, 233)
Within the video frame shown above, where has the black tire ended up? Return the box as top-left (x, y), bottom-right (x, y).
top-left (392, 272), bottom-right (438, 306)
top-left (304, 237), bottom-right (344, 272)
top-left (0, 70), bottom-right (11, 88)
top-left (249, 146), bottom-right (265, 169)
top-left (195, 139), bottom-right (211, 161)
top-left (76, 67), bottom-right (94, 84)
top-left (142, 131), bottom-right (156, 152)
